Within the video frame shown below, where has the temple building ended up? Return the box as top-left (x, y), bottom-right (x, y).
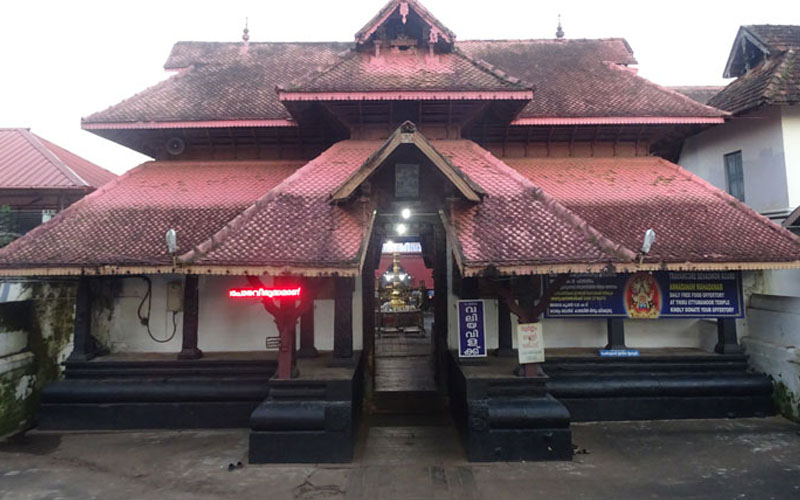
top-left (2, 1), bottom-right (800, 462)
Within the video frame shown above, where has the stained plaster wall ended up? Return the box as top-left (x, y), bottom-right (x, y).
top-left (0, 282), bottom-right (75, 439)
top-left (679, 106), bottom-right (788, 214)
top-left (681, 105), bottom-right (800, 420)
top-left (93, 275), bottom-right (363, 354)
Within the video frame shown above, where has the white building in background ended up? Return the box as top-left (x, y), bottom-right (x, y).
top-left (678, 25), bottom-right (800, 419)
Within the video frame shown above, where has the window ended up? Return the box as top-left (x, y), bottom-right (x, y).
top-left (724, 151), bottom-right (745, 201)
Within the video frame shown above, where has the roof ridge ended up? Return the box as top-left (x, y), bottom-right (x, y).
top-left (178, 143), bottom-right (348, 264)
top-left (659, 158), bottom-right (800, 248)
top-left (19, 130), bottom-right (88, 187)
top-left (37, 136), bottom-right (117, 185)
top-left (452, 48), bottom-right (532, 89)
top-left (470, 143), bottom-right (638, 262)
top-left (604, 62), bottom-right (728, 118)
top-left (276, 49), bottom-right (355, 92)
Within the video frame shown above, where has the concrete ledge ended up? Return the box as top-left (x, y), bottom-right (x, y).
top-left (750, 294), bottom-right (800, 315)
top-left (38, 401), bottom-right (262, 429)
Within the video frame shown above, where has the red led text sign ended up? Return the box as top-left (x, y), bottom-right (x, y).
top-left (228, 287), bottom-right (302, 299)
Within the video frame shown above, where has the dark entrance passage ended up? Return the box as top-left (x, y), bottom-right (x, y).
top-left (368, 241), bottom-right (446, 414)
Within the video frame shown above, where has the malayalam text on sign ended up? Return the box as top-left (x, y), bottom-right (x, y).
top-left (458, 300), bottom-right (486, 358)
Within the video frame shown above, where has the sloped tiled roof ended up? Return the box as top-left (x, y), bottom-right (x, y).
top-left (183, 142), bottom-right (379, 273)
top-left (745, 25), bottom-right (800, 52)
top-left (458, 40), bottom-right (725, 119)
top-left (0, 129), bottom-right (115, 189)
top-left (505, 157), bottom-right (800, 266)
top-left (710, 48), bottom-right (800, 114)
top-left (185, 138), bottom-right (635, 275)
top-left (2, 135), bottom-right (800, 276)
top-left (0, 160), bottom-right (301, 271)
top-left (84, 38), bottom-right (723, 127)
top-left (84, 43), bottom-right (351, 124)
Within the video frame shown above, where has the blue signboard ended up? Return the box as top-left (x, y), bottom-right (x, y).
top-left (458, 300), bottom-right (487, 358)
top-left (545, 271), bottom-right (744, 319)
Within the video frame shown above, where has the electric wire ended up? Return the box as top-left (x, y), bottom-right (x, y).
top-left (136, 276), bottom-right (178, 343)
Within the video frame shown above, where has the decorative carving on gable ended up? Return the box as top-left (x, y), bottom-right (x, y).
top-left (399, 2), bottom-right (410, 24)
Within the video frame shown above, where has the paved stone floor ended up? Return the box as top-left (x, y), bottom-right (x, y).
top-left (374, 314), bottom-right (436, 392)
top-left (1, 417), bottom-right (799, 499)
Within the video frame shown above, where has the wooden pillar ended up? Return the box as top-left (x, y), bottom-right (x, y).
top-left (67, 276), bottom-right (95, 362)
top-left (432, 224), bottom-right (449, 383)
top-left (496, 299), bottom-right (515, 357)
top-left (715, 318), bottom-right (743, 354)
top-left (331, 276), bottom-right (355, 366)
top-left (296, 304), bottom-right (318, 358)
top-left (178, 274), bottom-right (203, 360)
top-left (605, 318), bottom-right (626, 350)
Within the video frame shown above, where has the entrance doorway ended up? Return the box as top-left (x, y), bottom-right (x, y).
top-left (373, 247), bottom-right (436, 393)
top-left (362, 226), bottom-right (449, 415)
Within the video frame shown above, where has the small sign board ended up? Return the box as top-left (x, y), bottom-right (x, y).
top-left (599, 349), bottom-right (640, 357)
top-left (458, 300), bottom-right (486, 358)
top-left (517, 323), bottom-right (545, 364)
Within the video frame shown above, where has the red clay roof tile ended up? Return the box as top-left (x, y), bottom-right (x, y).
top-left (505, 157), bottom-right (800, 266)
top-left (84, 37), bottom-right (722, 127)
top-left (0, 160), bottom-right (300, 270)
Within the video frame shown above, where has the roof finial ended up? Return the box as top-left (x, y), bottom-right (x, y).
top-left (556, 14), bottom-right (565, 40)
top-left (242, 17), bottom-right (250, 43)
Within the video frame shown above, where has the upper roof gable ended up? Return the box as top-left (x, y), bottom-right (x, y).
top-left (355, 0), bottom-right (455, 47)
top-left (724, 25), bottom-right (800, 78)
top-left (331, 121), bottom-right (485, 203)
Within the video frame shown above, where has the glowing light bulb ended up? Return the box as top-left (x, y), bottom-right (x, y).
top-left (401, 208), bottom-right (411, 219)
top-left (396, 223), bottom-right (407, 235)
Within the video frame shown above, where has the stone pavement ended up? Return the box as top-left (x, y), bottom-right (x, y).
top-left (1, 417), bottom-right (799, 500)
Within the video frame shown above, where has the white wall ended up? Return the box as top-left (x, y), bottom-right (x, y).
top-left (679, 106), bottom-right (789, 214)
top-left (96, 275), bottom-right (362, 353)
top-left (781, 105), bottom-right (800, 210)
top-left (742, 294), bottom-right (800, 419)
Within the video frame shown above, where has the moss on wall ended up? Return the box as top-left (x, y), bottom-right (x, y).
top-left (0, 282), bottom-right (76, 438)
top-left (774, 380), bottom-right (800, 422)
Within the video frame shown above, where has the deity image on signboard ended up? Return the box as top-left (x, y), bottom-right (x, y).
top-left (624, 272), bottom-right (661, 319)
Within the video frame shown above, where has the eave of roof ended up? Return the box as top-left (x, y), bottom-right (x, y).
top-left (510, 116), bottom-right (725, 126)
top-left (82, 119), bottom-right (297, 130)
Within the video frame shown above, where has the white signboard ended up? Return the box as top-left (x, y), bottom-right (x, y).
top-left (517, 323), bottom-right (545, 364)
top-left (381, 241), bottom-right (423, 254)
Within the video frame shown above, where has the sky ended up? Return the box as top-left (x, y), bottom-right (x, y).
top-left (1, 0), bottom-right (800, 174)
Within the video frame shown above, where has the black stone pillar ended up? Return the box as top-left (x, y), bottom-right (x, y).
top-left (67, 276), bottom-right (95, 362)
top-left (297, 304), bottom-right (318, 358)
top-left (331, 277), bottom-right (355, 366)
top-left (715, 318), bottom-right (744, 354)
top-left (460, 277), bottom-right (479, 299)
top-left (605, 318), bottom-right (627, 350)
top-left (496, 299), bottom-right (515, 357)
top-left (178, 274), bottom-right (203, 360)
